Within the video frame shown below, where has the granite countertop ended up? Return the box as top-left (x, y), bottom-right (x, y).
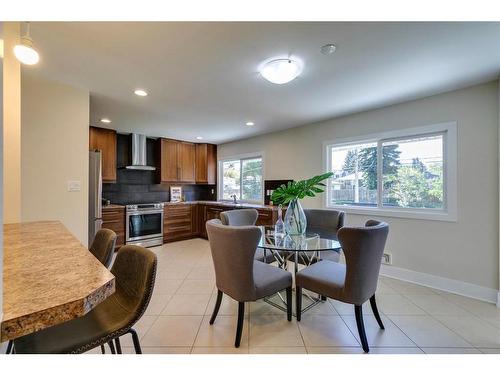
top-left (164, 200), bottom-right (279, 210)
top-left (1, 221), bottom-right (115, 342)
top-left (102, 204), bottom-right (125, 210)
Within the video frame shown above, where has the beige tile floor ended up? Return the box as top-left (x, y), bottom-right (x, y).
top-left (4, 238), bottom-right (500, 354)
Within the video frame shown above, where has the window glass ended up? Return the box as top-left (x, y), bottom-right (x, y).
top-left (382, 134), bottom-right (444, 209)
top-left (329, 142), bottom-right (378, 207)
top-left (220, 157), bottom-right (263, 202)
top-left (241, 158), bottom-right (263, 201)
top-left (222, 160), bottom-right (241, 200)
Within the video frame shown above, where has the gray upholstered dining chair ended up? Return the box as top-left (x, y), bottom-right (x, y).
top-left (302, 209), bottom-right (344, 264)
top-left (295, 220), bottom-right (389, 353)
top-left (89, 228), bottom-right (117, 269)
top-left (206, 219), bottom-right (293, 347)
top-left (220, 209), bottom-right (274, 263)
top-left (12, 245), bottom-right (157, 354)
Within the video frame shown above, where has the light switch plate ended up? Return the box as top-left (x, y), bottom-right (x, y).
top-left (67, 180), bottom-right (81, 192)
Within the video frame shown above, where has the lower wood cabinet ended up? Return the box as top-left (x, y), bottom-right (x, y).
top-left (102, 206), bottom-right (125, 249)
top-left (197, 204), bottom-right (276, 239)
top-left (163, 204), bottom-right (198, 242)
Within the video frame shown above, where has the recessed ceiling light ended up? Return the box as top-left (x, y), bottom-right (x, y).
top-left (196, 136), bottom-right (203, 140)
top-left (134, 89), bottom-right (148, 97)
top-left (245, 122), bottom-right (255, 126)
top-left (260, 59), bottom-right (302, 85)
top-left (14, 23), bottom-right (40, 65)
top-left (320, 44), bottom-right (337, 55)
top-left (100, 118), bottom-right (111, 124)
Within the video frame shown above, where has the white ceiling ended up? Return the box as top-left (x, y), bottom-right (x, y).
top-left (26, 22), bottom-right (500, 144)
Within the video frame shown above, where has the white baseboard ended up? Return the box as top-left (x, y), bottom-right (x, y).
top-left (380, 264), bottom-right (499, 306)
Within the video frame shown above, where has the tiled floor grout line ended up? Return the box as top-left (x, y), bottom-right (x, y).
top-left (129, 241), bottom-right (500, 354)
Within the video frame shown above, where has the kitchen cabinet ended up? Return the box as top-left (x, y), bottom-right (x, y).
top-left (157, 139), bottom-right (196, 183)
top-left (198, 204), bottom-right (232, 238)
top-left (163, 204), bottom-right (198, 242)
top-left (196, 204), bottom-right (276, 239)
top-left (195, 143), bottom-right (217, 184)
top-left (89, 126), bottom-right (117, 183)
top-left (102, 205), bottom-right (125, 248)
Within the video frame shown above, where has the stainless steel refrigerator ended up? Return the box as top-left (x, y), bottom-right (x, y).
top-left (89, 150), bottom-right (103, 246)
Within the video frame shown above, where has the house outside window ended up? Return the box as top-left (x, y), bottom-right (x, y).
top-left (324, 122), bottom-right (457, 221)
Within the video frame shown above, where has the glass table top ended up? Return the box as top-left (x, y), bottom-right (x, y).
top-left (257, 226), bottom-right (341, 252)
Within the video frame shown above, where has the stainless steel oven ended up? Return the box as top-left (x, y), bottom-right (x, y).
top-left (126, 203), bottom-right (164, 247)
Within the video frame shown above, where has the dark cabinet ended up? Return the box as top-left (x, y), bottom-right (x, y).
top-left (195, 143), bottom-right (217, 184)
top-left (198, 204), bottom-right (231, 238)
top-left (163, 204), bottom-right (198, 242)
top-left (178, 142), bottom-right (196, 182)
top-left (102, 206), bottom-right (125, 248)
top-left (157, 139), bottom-right (196, 183)
top-left (89, 126), bottom-right (117, 183)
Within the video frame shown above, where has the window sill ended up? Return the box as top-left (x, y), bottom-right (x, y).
top-left (325, 205), bottom-right (457, 222)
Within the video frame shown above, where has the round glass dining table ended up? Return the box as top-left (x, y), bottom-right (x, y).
top-left (256, 226), bottom-right (342, 315)
top-left (257, 226), bottom-right (342, 274)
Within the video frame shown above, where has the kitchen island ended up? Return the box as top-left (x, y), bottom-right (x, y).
top-left (1, 221), bottom-right (115, 342)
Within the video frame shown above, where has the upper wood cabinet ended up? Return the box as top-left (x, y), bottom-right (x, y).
top-left (195, 143), bottom-right (217, 184)
top-left (178, 142), bottom-right (196, 182)
top-left (157, 139), bottom-right (196, 183)
top-left (89, 126), bottom-right (117, 183)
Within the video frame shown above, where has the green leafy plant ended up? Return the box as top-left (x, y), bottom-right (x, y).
top-left (271, 172), bottom-right (334, 205)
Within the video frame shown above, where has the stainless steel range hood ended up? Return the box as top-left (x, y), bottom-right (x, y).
top-left (126, 134), bottom-right (156, 171)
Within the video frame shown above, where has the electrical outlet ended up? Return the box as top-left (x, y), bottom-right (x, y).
top-left (382, 253), bottom-right (392, 265)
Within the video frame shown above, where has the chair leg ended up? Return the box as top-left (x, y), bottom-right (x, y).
top-left (108, 340), bottom-right (116, 354)
top-left (100, 344), bottom-right (106, 354)
top-left (286, 287), bottom-right (292, 322)
top-left (235, 302), bottom-right (245, 348)
top-left (115, 337), bottom-right (122, 354)
top-left (128, 328), bottom-right (142, 354)
top-left (296, 287), bottom-right (302, 322)
top-left (210, 290), bottom-right (223, 325)
top-left (320, 295), bottom-right (327, 301)
top-left (354, 305), bottom-right (369, 353)
top-left (369, 295), bottom-right (385, 330)
top-left (6, 340), bottom-right (13, 354)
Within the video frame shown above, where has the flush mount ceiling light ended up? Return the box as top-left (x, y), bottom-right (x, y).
top-left (14, 22), bottom-right (40, 65)
top-left (196, 136), bottom-right (203, 140)
top-left (260, 58), bottom-right (302, 85)
top-left (134, 89), bottom-right (148, 97)
top-left (100, 118), bottom-right (111, 124)
top-left (245, 121), bottom-right (255, 126)
top-left (320, 43), bottom-right (337, 55)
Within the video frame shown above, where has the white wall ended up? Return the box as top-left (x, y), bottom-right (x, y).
top-left (3, 22), bottom-right (21, 224)
top-left (219, 81), bottom-right (499, 297)
top-left (21, 74), bottom-right (89, 245)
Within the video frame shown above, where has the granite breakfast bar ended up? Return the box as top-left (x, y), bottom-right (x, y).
top-left (1, 221), bottom-right (115, 342)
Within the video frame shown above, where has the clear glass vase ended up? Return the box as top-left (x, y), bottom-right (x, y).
top-left (284, 199), bottom-right (307, 236)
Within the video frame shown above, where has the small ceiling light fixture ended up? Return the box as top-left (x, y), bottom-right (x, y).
top-left (196, 136), bottom-right (203, 140)
top-left (245, 121), bottom-right (255, 127)
top-left (320, 43), bottom-right (337, 55)
top-left (100, 118), bottom-right (111, 124)
top-left (260, 58), bottom-right (302, 85)
top-left (14, 22), bottom-right (40, 65)
top-left (134, 89), bottom-right (148, 97)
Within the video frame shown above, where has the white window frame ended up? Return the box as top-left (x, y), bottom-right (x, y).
top-left (217, 152), bottom-right (265, 204)
top-left (323, 122), bottom-right (457, 222)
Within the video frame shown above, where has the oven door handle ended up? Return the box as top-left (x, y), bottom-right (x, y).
top-left (127, 209), bottom-right (164, 216)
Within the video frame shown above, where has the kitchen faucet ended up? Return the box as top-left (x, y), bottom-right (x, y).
top-left (230, 194), bottom-right (238, 204)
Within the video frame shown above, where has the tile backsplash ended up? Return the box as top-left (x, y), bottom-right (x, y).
top-left (102, 133), bottom-right (216, 204)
